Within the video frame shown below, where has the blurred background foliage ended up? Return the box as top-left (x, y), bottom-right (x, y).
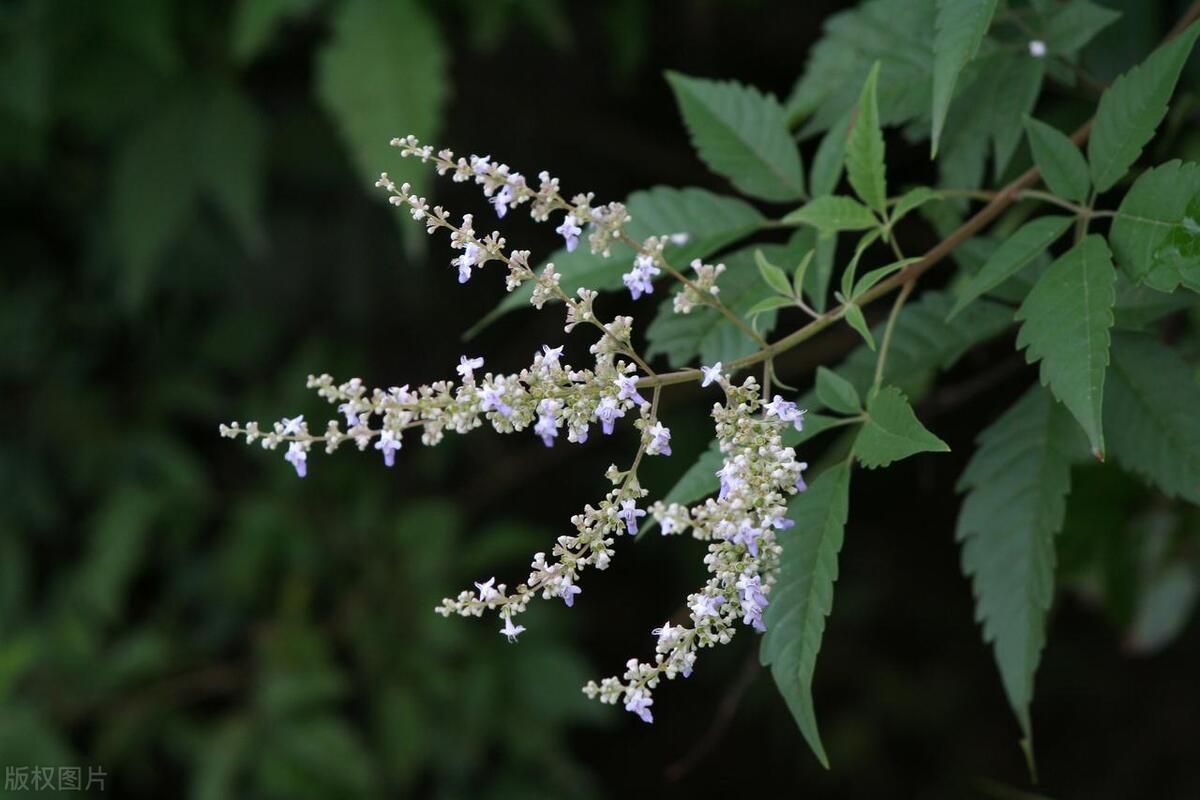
top-left (1, 0), bottom-right (1199, 798)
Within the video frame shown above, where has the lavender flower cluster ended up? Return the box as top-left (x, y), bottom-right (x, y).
top-left (222, 135), bottom-right (811, 725)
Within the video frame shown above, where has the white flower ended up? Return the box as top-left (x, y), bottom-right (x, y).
top-left (456, 355), bottom-right (485, 382)
top-left (475, 577), bottom-right (500, 603)
top-left (1028, 39), bottom-right (1047, 58)
top-left (700, 362), bottom-right (724, 388)
top-left (281, 415), bottom-right (304, 436)
top-left (500, 616), bottom-right (526, 643)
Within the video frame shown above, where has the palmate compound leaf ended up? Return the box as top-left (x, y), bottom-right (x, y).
top-left (931, 0), bottom-right (999, 157)
top-left (474, 186), bottom-right (764, 334)
top-left (853, 386), bottom-right (949, 468)
top-left (1087, 19), bottom-right (1200, 192)
top-left (1108, 160), bottom-right (1200, 292)
top-left (666, 71), bottom-right (805, 202)
top-left (1106, 331), bottom-right (1200, 504)
top-left (1015, 235), bottom-right (1116, 457)
top-left (761, 460), bottom-right (852, 769)
top-left (955, 385), bottom-right (1084, 748)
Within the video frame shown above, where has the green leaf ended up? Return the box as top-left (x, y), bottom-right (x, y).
top-left (756, 249), bottom-right (794, 296)
top-left (1015, 235), bottom-right (1116, 456)
top-left (889, 186), bottom-right (938, 227)
top-left (931, 0), bottom-right (999, 157)
top-left (947, 215), bottom-right (1073, 320)
top-left (1040, 0), bottom-right (1122, 57)
top-left (645, 245), bottom-right (781, 367)
top-left (810, 115), bottom-right (850, 197)
top-left (230, 0), bottom-right (319, 64)
top-left (783, 195), bottom-right (878, 234)
top-left (746, 296), bottom-right (795, 318)
top-left (808, 233), bottom-right (838, 313)
top-left (1106, 332), bottom-right (1200, 503)
top-left (852, 257), bottom-right (921, 299)
top-left (477, 186), bottom-right (764, 332)
top-left (846, 62), bottom-right (887, 215)
top-left (196, 85), bottom-right (266, 249)
top-left (815, 367), bottom-right (862, 414)
top-left (761, 461), bottom-right (852, 769)
top-left (854, 386), bottom-right (949, 468)
top-left (955, 385), bottom-right (1081, 745)
top-left (793, 250), bottom-right (815, 299)
top-left (317, 0), bottom-right (448, 222)
top-left (1087, 19), bottom-right (1200, 192)
top-left (1024, 117), bottom-right (1090, 203)
top-left (666, 71), bottom-right (805, 202)
top-left (840, 229), bottom-right (882, 301)
top-left (1109, 160), bottom-right (1200, 291)
top-left (842, 303), bottom-right (875, 351)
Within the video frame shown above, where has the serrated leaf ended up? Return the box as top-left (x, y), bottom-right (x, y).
top-left (1109, 160), bottom-right (1200, 291)
top-left (842, 302), bottom-right (875, 351)
top-left (854, 386), bottom-right (948, 468)
top-left (756, 249), bottom-right (794, 296)
top-left (1015, 235), bottom-right (1116, 456)
top-left (477, 186), bottom-right (764, 332)
top-left (931, 0), bottom-right (999, 157)
top-left (645, 245), bottom-right (782, 367)
top-left (1106, 332), bottom-right (1200, 503)
top-left (787, 0), bottom-right (937, 135)
top-left (846, 62), bottom-right (887, 214)
top-left (840, 229), bottom-right (883, 300)
top-left (889, 186), bottom-right (938, 227)
top-left (808, 233), bottom-right (838, 313)
top-left (317, 0), bottom-right (447, 222)
top-left (815, 367), bottom-right (862, 414)
top-left (761, 461), bottom-right (852, 769)
top-left (1024, 117), bottom-right (1090, 203)
top-left (1040, 0), bottom-right (1121, 57)
top-left (784, 195), bottom-right (878, 234)
top-left (1087, 19), bottom-right (1200, 192)
top-left (666, 71), bottom-right (805, 202)
top-left (955, 385), bottom-right (1080, 745)
top-left (806, 291), bottom-right (1014, 409)
top-left (948, 216), bottom-right (1073, 320)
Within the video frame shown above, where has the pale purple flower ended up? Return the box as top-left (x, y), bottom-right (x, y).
top-left (491, 183), bottom-right (514, 218)
top-left (731, 520), bottom-right (762, 557)
top-left (534, 399), bottom-right (559, 447)
top-left (700, 362), bottom-right (724, 388)
top-left (281, 415), bottom-right (304, 436)
top-left (716, 462), bottom-right (743, 500)
top-left (614, 374), bottom-right (647, 406)
top-left (596, 396), bottom-right (625, 435)
top-left (737, 574), bottom-right (769, 632)
top-left (455, 242), bottom-right (481, 283)
top-left (622, 253), bottom-right (660, 300)
top-left (796, 461), bottom-right (809, 493)
top-left (690, 593), bottom-right (725, 619)
top-left (560, 581), bottom-right (582, 607)
top-left (556, 213), bottom-right (582, 252)
top-left (470, 154), bottom-right (492, 175)
top-left (539, 344), bottom-right (563, 370)
top-left (337, 403), bottom-right (359, 427)
top-left (500, 616), bottom-right (525, 643)
top-left (374, 429), bottom-right (402, 467)
top-left (617, 499), bottom-right (646, 535)
top-left (481, 385), bottom-right (513, 417)
top-left (457, 355), bottom-right (485, 382)
top-left (764, 394), bottom-right (805, 431)
top-left (475, 577), bottom-right (500, 602)
top-left (284, 441), bottom-right (307, 478)
top-left (652, 621), bottom-right (678, 647)
top-left (646, 421), bottom-right (672, 456)
top-left (624, 688), bottom-right (654, 723)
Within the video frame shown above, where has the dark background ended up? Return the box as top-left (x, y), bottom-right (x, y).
top-left (2, 0), bottom-right (1198, 797)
